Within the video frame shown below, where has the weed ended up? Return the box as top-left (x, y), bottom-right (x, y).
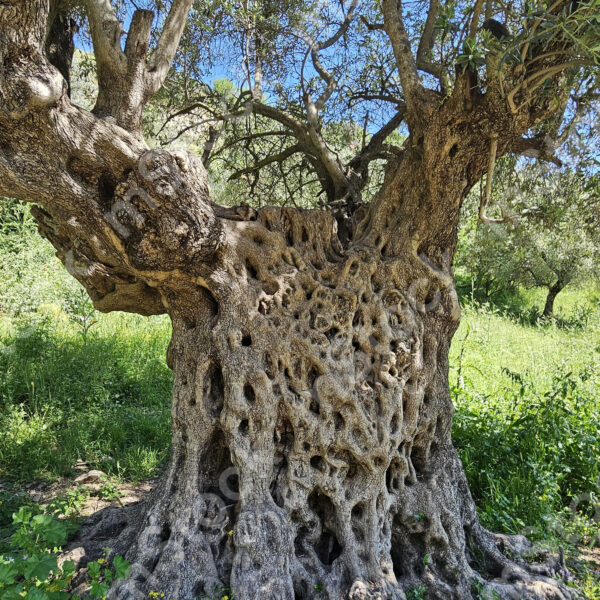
top-left (96, 477), bottom-right (124, 504)
top-left (406, 585), bottom-right (426, 600)
top-left (0, 504), bottom-right (130, 599)
top-left (471, 579), bottom-right (501, 600)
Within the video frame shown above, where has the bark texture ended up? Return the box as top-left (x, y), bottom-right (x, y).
top-left (102, 187), bottom-right (578, 600)
top-left (0, 2), bottom-right (583, 599)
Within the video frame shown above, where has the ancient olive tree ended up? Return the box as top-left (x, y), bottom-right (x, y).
top-left (1, 0), bottom-right (599, 599)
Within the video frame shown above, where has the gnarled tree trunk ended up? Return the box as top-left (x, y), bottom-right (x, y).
top-left (102, 152), bottom-right (573, 600)
top-left (109, 200), bottom-right (474, 600)
top-left (0, 2), bottom-right (581, 599)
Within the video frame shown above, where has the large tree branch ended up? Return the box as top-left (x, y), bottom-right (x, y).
top-left (381, 0), bottom-right (431, 126)
top-left (161, 92), bottom-right (356, 202)
top-left (82, 0), bottom-right (149, 131)
top-left (0, 0), bottom-right (222, 316)
top-left (124, 9), bottom-right (154, 62)
top-left (80, 0), bottom-right (192, 133)
top-left (316, 0), bottom-right (358, 50)
top-left (510, 135), bottom-right (563, 166)
top-left (367, 107), bottom-right (406, 149)
top-left (146, 0), bottom-right (194, 96)
top-left (250, 103), bottom-right (311, 144)
top-left (309, 49), bottom-right (337, 113)
top-left (469, 0), bottom-right (485, 39)
top-left (506, 60), bottom-right (593, 115)
top-left (307, 0), bottom-right (359, 109)
top-left (207, 131), bottom-right (293, 164)
top-left (252, 102), bottom-right (351, 200)
top-left (299, 1), bottom-right (358, 151)
top-left (349, 106), bottom-right (406, 174)
top-left (156, 95), bottom-right (350, 199)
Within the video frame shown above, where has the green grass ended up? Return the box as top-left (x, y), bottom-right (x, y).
top-left (0, 202), bottom-right (172, 482)
top-left (0, 312), bottom-right (172, 481)
top-left (450, 296), bottom-right (600, 396)
top-left (450, 300), bottom-right (600, 548)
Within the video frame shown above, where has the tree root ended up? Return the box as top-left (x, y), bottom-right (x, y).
top-left (64, 501), bottom-right (144, 569)
top-left (63, 501), bottom-right (585, 600)
top-left (468, 525), bottom-right (583, 600)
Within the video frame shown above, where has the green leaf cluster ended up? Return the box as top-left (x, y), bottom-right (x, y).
top-left (0, 507), bottom-right (130, 600)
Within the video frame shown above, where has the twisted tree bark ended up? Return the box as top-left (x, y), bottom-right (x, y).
top-left (0, 1), bottom-right (584, 599)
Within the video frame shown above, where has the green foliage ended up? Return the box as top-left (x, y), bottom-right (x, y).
top-left (471, 580), bottom-right (501, 600)
top-left (457, 37), bottom-right (487, 72)
top-left (452, 318), bottom-right (600, 536)
top-left (0, 468), bottom-right (131, 597)
top-left (64, 288), bottom-right (98, 347)
top-left (96, 477), bottom-right (124, 504)
top-left (0, 497), bottom-right (130, 600)
top-left (0, 205), bottom-right (172, 482)
top-left (198, 585), bottom-right (234, 600)
top-left (86, 548), bottom-right (131, 599)
top-left (504, 1), bottom-right (600, 68)
top-left (0, 312), bottom-right (172, 482)
top-left (567, 554), bottom-right (600, 599)
top-left (456, 164), bottom-right (600, 318)
top-left (406, 586), bottom-right (426, 600)
top-left (48, 487), bottom-right (90, 520)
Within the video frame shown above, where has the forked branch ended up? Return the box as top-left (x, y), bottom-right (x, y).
top-left (0, 0), bottom-right (221, 315)
top-left (82, 0), bottom-right (193, 133)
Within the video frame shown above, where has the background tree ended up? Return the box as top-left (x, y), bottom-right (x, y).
top-left (458, 164), bottom-right (600, 317)
top-left (0, 1), bottom-right (599, 599)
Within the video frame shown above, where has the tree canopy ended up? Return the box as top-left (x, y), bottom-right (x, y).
top-left (458, 161), bottom-right (600, 314)
top-left (58, 0), bottom-right (600, 210)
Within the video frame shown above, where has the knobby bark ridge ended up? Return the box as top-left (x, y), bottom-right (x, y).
top-left (0, 1), bottom-right (585, 599)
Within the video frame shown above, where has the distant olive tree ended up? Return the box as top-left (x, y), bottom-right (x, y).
top-left (459, 164), bottom-right (600, 316)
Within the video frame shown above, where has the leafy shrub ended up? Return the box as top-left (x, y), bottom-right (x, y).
top-left (452, 366), bottom-right (599, 535)
top-left (0, 502), bottom-right (130, 600)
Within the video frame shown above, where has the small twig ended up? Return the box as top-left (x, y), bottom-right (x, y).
top-left (506, 60), bottom-right (591, 114)
top-left (520, 0), bottom-right (566, 63)
top-left (360, 16), bottom-right (384, 31)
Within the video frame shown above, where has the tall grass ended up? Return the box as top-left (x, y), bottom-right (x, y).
top-left (0, 312), bottom-right (172, 481)
top-left (450, 302), bottom-right (600, 545)
top-left (0, 203), bottom-right (173, 481)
